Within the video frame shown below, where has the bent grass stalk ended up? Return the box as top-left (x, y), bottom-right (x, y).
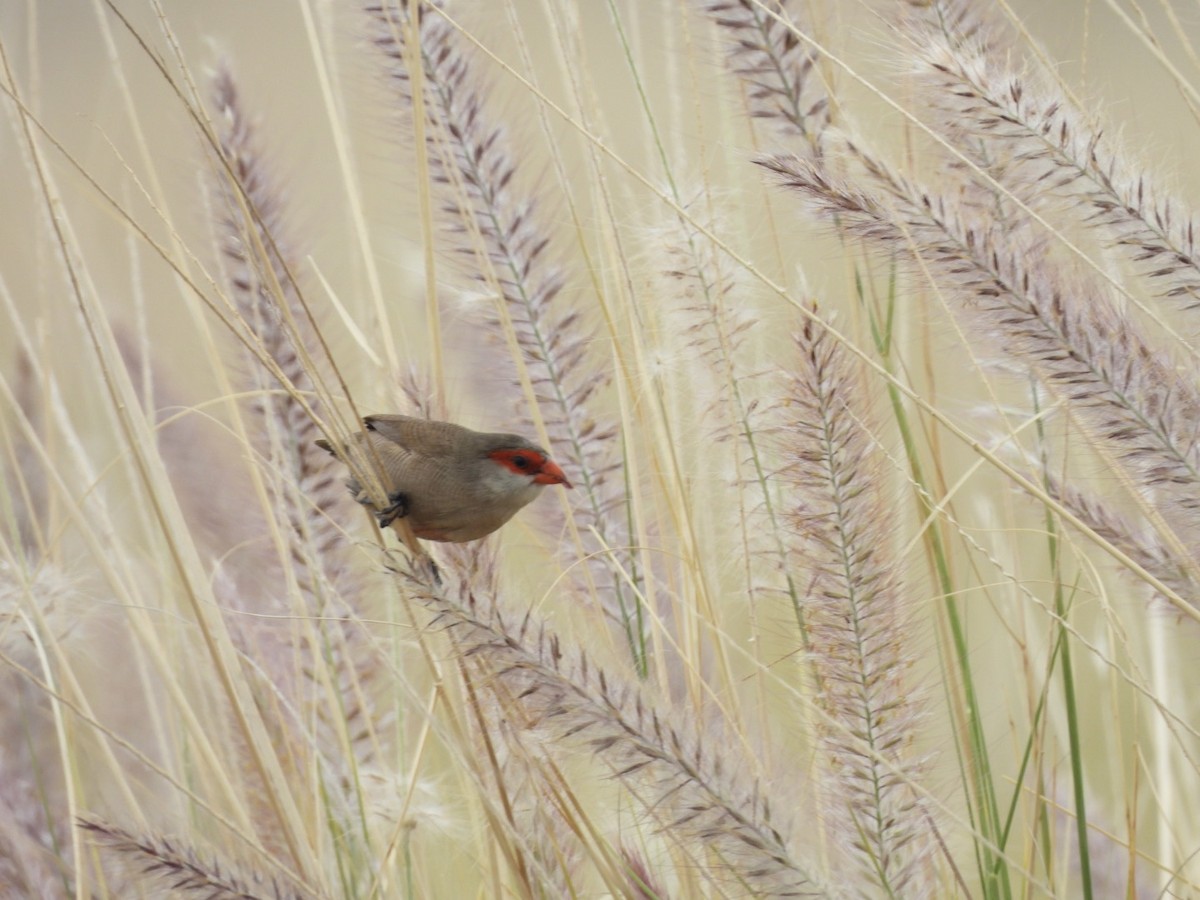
top-left (2, 1), bottom-right (1199, 897)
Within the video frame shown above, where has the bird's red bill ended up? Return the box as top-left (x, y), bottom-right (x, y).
top-left (536, 459), bottom-right (573, 488)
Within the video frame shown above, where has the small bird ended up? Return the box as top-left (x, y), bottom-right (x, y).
top-left (315, 414), bottom-right (573, 542)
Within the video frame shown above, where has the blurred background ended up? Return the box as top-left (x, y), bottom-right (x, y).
top-left (4, 1), bottom-right (1200, 896)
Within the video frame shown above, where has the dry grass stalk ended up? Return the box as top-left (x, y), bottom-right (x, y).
top-left (115, 331), bottom-right (268, 596)
top-left (395, 559), bottom-right (831, 897)
top-left (210, 65), bottom-right (385, 788)
top-left (210, 63), bottom-right (352, 600)
top-left (9, 0), bottom-right (1200, 895)
top-left (5, 352), bottom-right (47, 557)
top-left (619, 845), bottom-right (672, 899)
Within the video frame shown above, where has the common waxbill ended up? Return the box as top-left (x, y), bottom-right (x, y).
top-left (315, 414), bottom-right (573, 542)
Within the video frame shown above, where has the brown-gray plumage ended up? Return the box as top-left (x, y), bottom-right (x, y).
top-left (315, 414), bottom-right (572, 542)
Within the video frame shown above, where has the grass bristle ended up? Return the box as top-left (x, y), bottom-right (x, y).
top-left (79, 818), bottom-right (321, 900)
top-left (4, 1), bottom-right (1199, 896)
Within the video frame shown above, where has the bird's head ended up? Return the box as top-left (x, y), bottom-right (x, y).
top-left (484, 446), bottom-right (574, 490)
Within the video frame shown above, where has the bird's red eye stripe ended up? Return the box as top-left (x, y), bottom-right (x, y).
top-left (488, 449), bottom-right (573, 487)
top-left (489, 449), bottom-right (542, 474)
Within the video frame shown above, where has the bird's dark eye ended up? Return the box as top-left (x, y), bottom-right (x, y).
top-left (512, 455), bottom-right (529, 468)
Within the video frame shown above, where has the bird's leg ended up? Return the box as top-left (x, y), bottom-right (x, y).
top-left (353, 487), bottom-right (410, 528)
top-left (375, 490), bottom-right (410, 529)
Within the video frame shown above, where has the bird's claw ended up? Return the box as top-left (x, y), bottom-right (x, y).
top-left (375, 490), bottom-right (410, 529)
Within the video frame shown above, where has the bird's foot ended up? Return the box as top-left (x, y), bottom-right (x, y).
top-left (375, 490), bottom-right (410, 529)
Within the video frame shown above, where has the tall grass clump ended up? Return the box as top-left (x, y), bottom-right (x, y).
top-left (1, 0), bottom-right (1197, 896)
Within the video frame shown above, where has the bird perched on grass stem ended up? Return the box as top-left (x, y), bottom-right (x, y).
top-left (316, 414), bottom-right (573, 542)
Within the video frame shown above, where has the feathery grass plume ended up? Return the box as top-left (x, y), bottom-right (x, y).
top-left (909, 32), bottom-right (1200, 312)
top-left (393, 558), bottom-right (831, 897)
top-left (698, 0), bottom-right (830, 155)
top-left (0, 559), bottom-right (81, 659)
top-left (365, 1), bottom-right (641, 660)
top-left (432, 537), bottom-right (598, 895)
top-left (620, 845), bottom-right (671, 899)
top-left (654, 196), bottom-right (809, 632)
top-left (79, 818), bottom-right (325, 900)
top-left (209, 65), bottom-right (387, 795)
top-left (210, 62), bottom-right (352, 603)
top-left (1042, 473), bottom-right (1200, 609)
top-left (758, 150), bottom-right (1200, 543)
top-left (475, 710), bottom-right (587, 896)
top-left (656, 197), bottom-right (754, 428)
top-left (395, 364), bottom-right (446, 422)
top-left (896, 0), bottom-right (1010, 52)
top-left (783, 305), bottom-right (934, 894)
top-left (393, 524), bottom-right (586, 894)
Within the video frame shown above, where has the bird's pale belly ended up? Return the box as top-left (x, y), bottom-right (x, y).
top-left (410, 523), bottom-right (495, 542)
top-left (401, 493), bottom-right (531, 543)
top-left (408, 516), bottom-right (513, 543)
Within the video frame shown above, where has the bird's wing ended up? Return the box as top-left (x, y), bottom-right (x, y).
top-left (335, 429), bottom-right (424, 496)
top-left (362, 415), bottom-right (479, 459)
